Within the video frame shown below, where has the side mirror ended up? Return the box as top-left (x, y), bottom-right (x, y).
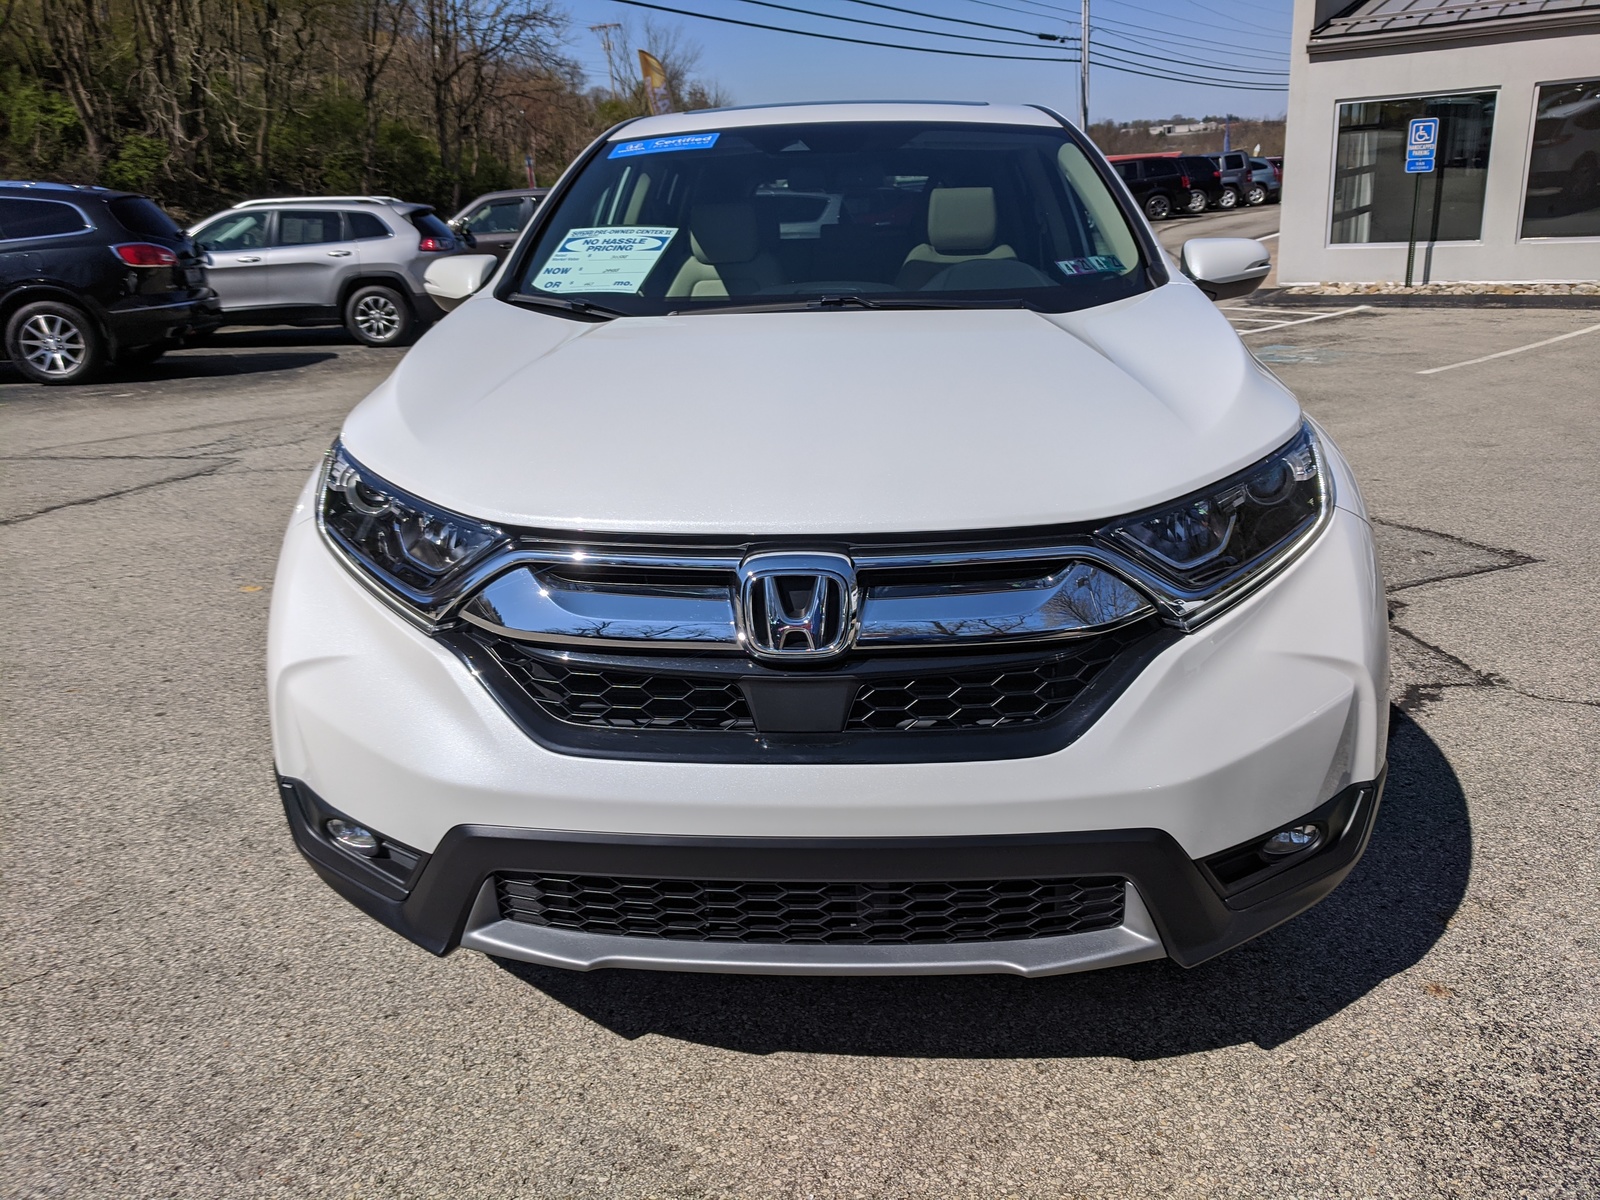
top-left (423, 254), bottom-right (497, 312)
top-left (448, 218), bottom-right (477, 250)
top-left (1180, 237), bottom-right (1271, 301)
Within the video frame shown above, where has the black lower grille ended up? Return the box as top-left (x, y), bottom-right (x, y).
top-left (495, 873), bottom-right (1126, 944)
top-left (847, 640), bottom-right (1133, 731)
top-left (478, 622), bottom-right (1150, 734)
top-left (494, 655), bottom-right (755, 730)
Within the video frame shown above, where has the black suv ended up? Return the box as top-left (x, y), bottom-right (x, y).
top-left (1109, 156), bottom-right (1202, 220)
top-left (1, 182), bottom-right (218, 384)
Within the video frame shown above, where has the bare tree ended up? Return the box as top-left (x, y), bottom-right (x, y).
top-left (416, 0), bottom-right (563, 207)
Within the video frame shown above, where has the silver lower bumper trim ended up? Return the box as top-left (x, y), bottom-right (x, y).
top-left (459, 882), bottom-right (1166, 977)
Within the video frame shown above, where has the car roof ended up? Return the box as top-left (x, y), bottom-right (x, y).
top-left (610, 101), bottom-right (1062, 140)
top-left (230, 195), bottom-right (413, 210)
top-left (0, 180), bottom-right (139, 200)
top-left (461, 189), bottom-right (550, 204)
top-left (222, 197), bottom-right (434, 219)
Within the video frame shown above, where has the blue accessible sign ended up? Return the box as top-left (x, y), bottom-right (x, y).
top-left (1406, 117), bottom-right (1438, 174)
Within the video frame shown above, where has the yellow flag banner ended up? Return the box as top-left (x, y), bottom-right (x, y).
top-left (638, 49), bottom-right (673, 116)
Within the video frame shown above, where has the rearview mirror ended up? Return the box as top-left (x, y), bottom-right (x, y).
top-left (1180, 237), bottom-right (1271, 301)
top-left (424, 254), bottom-right (497, 312)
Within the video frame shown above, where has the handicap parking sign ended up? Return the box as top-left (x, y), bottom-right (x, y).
top-left (1406, 117), bottom-right (1438, 173)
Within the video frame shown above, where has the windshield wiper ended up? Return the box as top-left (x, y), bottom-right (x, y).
top-left (506, 292), bottom-right (628, 320)
top-left (674, 294), bottom-right (1047, 316)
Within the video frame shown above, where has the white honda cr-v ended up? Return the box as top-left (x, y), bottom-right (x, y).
top-left (270, 103), bottom-right (1387, 977)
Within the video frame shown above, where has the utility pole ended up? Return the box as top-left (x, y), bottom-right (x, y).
top-left (1079, 0), bottom-right (1090, 129)
top-left (590, 23), bottom-right (622, 100)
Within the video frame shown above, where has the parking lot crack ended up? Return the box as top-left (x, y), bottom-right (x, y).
top-left (0, 459), bottom-right (235, 527)
top-left (1374, 517), bottom-right (1538, 593)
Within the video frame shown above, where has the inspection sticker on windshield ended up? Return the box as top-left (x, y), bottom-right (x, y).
top-left (531, 226), bottom-right (678, 294)
top-left (608, 133), bottom-right (720, 159)
top-left (1057, 256), bottom-right (1125, 276)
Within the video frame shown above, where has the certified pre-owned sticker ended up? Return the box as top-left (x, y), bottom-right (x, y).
top-left (608, 132), bottom-right (721, 159)
top-left (531, 226), bottom-right (679, 295)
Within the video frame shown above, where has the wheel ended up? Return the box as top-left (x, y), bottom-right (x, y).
top-left (1184, 189), bottom-right (1208, 215)
top-left (1217, 186), bottom-right (1239, 210)
top-left (1143, 193), bottom-right (1173, 221)
top-left (1244, 183), bottom-right (1267, 206)
top-left (116, 342), bottom-right (169, 367)
top-left (5, 300), bottom-right (106, 385)
top-left (344, 284), bottom-right (414, 347)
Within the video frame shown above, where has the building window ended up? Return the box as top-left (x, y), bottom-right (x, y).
top-left (1331, 92), bottom-right (1497, 244)
top-left (1521, 79), bottom-right (1600, 240)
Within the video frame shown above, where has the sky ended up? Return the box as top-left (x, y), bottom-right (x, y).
top-left (569, 0), bottom-right (1294, 124)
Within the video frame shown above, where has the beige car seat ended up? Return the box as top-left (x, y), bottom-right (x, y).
top-left (666, 203), bottom-right (783, 299)
top-left (895, 187), bottom-right (1016, 290)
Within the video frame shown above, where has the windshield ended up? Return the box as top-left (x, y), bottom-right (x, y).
top-left (510, 121), bottom-right (1150, 315)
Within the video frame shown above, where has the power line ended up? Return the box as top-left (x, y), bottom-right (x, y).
top-left (940, 0), bottom-right (1291, 66)
top-left (605, 0), bottom-right (1077, 60)
top-left (1091, 18), bottom-right (1289, 62)
top-left (1097, 0), bottom-right (1291, 46)
top-left (1092, 35), bottom-right (1285, 76)
top-left (607, 0), bottom-right (1289, 90)
top-left (746, 0), bottom-right (1286, 78)
top-left (724, 0), bottom-right (1075, 49)
top-left (832, 0), bottom-right (1071, 41)
top-left (1175, 0), bottom-right (1290, 36)
top-left (952, 0), bottom-right (1291, 55)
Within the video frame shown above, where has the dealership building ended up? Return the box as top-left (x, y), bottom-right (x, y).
top-left (1277, 0), bottom-right (1600, 285)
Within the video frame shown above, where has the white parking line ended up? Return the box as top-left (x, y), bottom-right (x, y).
top-left (1416, 322), bottom-right (1600, 375)
top-left (1256, 232), bottom-right (1280, 241)
top-left (1228, 306), bottom-right (1372, 335)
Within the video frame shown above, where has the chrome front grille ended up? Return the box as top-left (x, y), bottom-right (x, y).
top-left (439, 533), bottom-right (1176, 760)
top-left (460, 552), bottom-right (1154, 655)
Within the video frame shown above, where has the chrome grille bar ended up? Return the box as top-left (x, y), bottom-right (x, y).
top-left (460, 556), bottom-right (1154, 652)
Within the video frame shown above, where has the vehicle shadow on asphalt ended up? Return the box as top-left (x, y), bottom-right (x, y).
top-left (0, 350), bottom-right (340, 392)
top-left (494, 708), bottom-right (1469, 1059)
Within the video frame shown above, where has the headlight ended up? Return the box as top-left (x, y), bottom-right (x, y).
top-left (319, 444), bottom-right (504, 603)
top-left (1099, 422), bottom-right (1326, 603)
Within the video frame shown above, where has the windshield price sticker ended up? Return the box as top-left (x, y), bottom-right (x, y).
top-left (608, 133), bottom-right (721, 159)
top-left (531, 226), bottom-right (679, 294)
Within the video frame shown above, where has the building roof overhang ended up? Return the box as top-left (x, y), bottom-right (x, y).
top-left (1308, 0), bottom-right (1600, 56)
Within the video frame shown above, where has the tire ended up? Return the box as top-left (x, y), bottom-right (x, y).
top-left (5, 300), bottom-right (106, 385)
top-left (344, 284), bottom-right (414, 347)
top-left (1244, 183), bottom-right (1267, 206)
top-left (1143, 193), bottom-right (1173, 221)
top-left (1184, 189), bottom-right (1208, 215)
top-left (1217, 186), bottom-right (1239, 210)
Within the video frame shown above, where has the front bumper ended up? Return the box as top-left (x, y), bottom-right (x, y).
top-left (280, 772), bottom-right (1384, 973)
top-left (269, 464), bottom-right (1388, 975)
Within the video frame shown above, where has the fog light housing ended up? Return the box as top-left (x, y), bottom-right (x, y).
top-left (1261, 824), bottom-right (1321, 858)
top-left (326, 818), bottom-right (380, 857)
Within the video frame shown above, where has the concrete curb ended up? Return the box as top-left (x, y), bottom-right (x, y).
top-left (1246, 289), bottom-right (1600, 309)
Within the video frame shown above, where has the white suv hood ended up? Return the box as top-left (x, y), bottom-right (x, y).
top-left (341, 281), bottom-right (1302, 535)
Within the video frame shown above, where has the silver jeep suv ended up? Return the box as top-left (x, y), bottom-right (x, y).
top-left (188, 196), bottom-right (457, 346)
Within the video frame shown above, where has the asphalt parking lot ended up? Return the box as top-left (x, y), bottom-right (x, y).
top-left (3, 292), bottom-right (1597, 1197)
